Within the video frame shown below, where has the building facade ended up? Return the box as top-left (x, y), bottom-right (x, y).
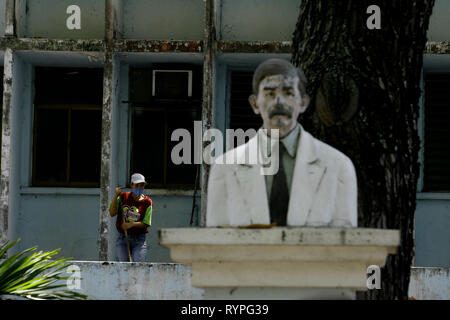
top-left (0, 0), bottom-right (448, 271)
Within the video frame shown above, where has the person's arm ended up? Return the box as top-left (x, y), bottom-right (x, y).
top-left (122, 203), bottom-right (152, 230)
top-left (109, 187), bottom-right (122, 217)
top-left (142, 205), bottom-right (152, 227)
top-left (122, 221), bottom-right (147, 230)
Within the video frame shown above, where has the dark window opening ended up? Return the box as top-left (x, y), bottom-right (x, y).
top-left (32, 67), bottom-right (103, 187)
top-left (229, 71), bottom-right (261, 147)
top-left (153, 70), bottom-right (192, 98)
top-left (129, 65), bottom-right (202, 189)
top-left (423, 73), bottom-right (450, 192)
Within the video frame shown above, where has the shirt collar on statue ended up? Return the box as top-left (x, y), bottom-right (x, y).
top-left (259, 123), bottom-right (300, 159)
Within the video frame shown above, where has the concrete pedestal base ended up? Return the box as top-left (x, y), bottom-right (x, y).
top-left (160, 227), bottom-right (400, 300)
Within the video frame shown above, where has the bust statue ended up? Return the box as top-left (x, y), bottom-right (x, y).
top-left (206, 59), bottom-right (357, 228)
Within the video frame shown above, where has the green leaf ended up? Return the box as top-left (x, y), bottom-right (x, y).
top-left (0, 247), bottom-right (37, 276)
top-left (0, 238), bottom-right (21, 259)
top-left (0, 238), bottom-right (87, 300)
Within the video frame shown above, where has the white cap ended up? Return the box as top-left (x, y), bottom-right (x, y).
top-left (131, 173), bottom-right (146, 184)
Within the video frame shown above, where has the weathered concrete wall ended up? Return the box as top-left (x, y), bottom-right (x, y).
top-left (0, 49), bottom-right (14, 247)
top-left (219, 0), bottom-right (300, 41)
top-left (98, 50), bottom-right (116, 260)
top-left (122, 0), bottom-right (204, 40)
top-left (1, 51), bottom-right (32, 254)
top-left (415, 198), bottom-right (450, 267)
top-left (408, 267), bottom-right (450, 300)
top-left (0, 260), bottom-right (445, 300)
top-left (0, 0), bottom-right (6, 37)
top-left (17, 0), bottom-right (104, 39)
top-left (5, 0), bottom-right (449, 42)
top-left (16, 190), bottom-right (197, 262)
top-left (18, 190), bottom-right (100, 260)
top-left (62, 263), bottom-right (450, 300)
top-left (105, 58), bottom-right (126, 261)
top-left (427, 0), bottom-right (450, 41)
top-left (217, 0), bottom-right (448, 42)
top-left (114, 193), bottom-right (200, 263)
top-left (62, 261), bottom-right (204, 300)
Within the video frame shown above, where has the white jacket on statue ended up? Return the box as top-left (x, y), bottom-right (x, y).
top-left (206, 125), bottom-right (358, 228)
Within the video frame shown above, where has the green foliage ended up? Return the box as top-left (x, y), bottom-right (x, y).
top-left (0, 238), bottom-right (87, 300)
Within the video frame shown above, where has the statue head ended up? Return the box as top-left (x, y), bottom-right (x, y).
top-left (249, 59), bottom-right (310, 138)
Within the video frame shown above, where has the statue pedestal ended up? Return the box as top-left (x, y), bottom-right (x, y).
top-left (159, 227), bottom-right (400, 300)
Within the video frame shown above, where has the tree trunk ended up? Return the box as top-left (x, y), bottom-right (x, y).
top-left (292, 0), bottom-right (435, 299)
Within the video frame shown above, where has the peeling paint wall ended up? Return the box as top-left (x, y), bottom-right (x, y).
top-left (18, 0), bottom-right (105, 39)
top-left (414, 199), bottom-right (450, 267)
top-left (141, 194), bottom-right (200, 262)
top-left (122, 0), bottom-right (204, 40)
top-left (0, 49), bottom-right (13, 246)
top-left (1, 51), bottom-right (32, 254)
top-left (408, 267), bottom-right (450, 300)
top-left (18, 191), bottom-right (100, 259)
top-left (219, 0), bottom-right (300, 41)
top-left (105, 56), bottom-right (124, 261)
top-left (59, 261), bottom-right (204, 300)
top-left (99, 52), bottom-right (114, 261)
top-left (0, 0), bottom-right (6, 37)
top-left (427, 0), bottom-right (450, 41)
top-left (15, 191), bottom-right (197, 261)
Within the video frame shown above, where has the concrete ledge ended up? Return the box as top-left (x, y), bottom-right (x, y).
top-left (20, 187), bottom-right (100, 196)
top-left (409, 267), bottom-right (450, 300)
top-left (65, 261), bottom-right (204, 300)
top-left (167, 245), bottom-right (395, 264)
top-left (159, 227), bottom-right (400, 246)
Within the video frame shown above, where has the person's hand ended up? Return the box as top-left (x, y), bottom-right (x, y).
top-left (115, 186), bottom-right (122, 196)
top-left (121, 221), bottom-right (134, 231)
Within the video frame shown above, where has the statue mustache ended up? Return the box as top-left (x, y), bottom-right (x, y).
top-left (268, 105), bottom-right (292, 118)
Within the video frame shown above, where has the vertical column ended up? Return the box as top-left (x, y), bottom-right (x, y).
top-left (0, 49), bottom-right (13, 246)
top-left (5, 0), bottom-right (15, 36)
top-left (200, 0), bottom-right (216, 226)
top-left (98, 0), bottom-right (120, 261)
top-left (98, 51), bottom-right (113, 261)
top-left (106, 0), bottom-right (122, 41)
top-left (417, 71), bottom-right (425, 192)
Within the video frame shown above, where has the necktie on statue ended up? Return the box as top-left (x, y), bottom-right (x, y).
top-left (269, 143), bottom-right (289, 226)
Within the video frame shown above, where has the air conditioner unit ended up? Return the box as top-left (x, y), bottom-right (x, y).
top-left (152, 70), bottom-right (193, 98)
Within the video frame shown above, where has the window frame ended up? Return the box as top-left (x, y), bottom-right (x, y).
top-left (420, 72), bottom-right (450, 193)
top-left (130, 102), bottom-right (201, 190)
top-left (152, 70), bottom-right (193, 97)
top-left (32, 103), bottom-right (102, 188)
top-left (129, 65), bottom-right (202, 190)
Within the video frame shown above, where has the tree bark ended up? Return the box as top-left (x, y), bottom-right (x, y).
top-left (292, 0), bottom-right (435, 299)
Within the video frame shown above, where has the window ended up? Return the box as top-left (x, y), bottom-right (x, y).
top-left (227, 70), bottom-right (262, 150)
top-left (32, 67), bottom-right (103, 187)
top-left (229, 71), bottom-right (262, 132)
top-left (423, 73), bottom-right (450, 191)
top-left (129, 65), bottom-right (202, 189)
